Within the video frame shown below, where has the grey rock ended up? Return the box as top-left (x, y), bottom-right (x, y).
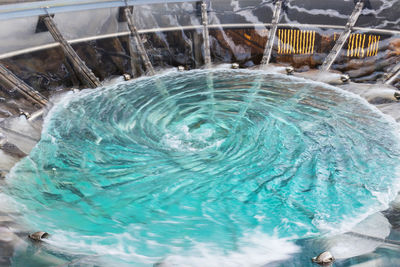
top-left (0, 142), bottom-right (27, 158)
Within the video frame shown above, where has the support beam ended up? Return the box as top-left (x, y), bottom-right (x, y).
top-left (260, 0), bottom-right (282, 66)
top-left (201, 1), bottom-right (211, 68)
top-left (127, 36), bottom-right (142, 77)
top-left (0, 63), bottom-right (48, 107)
top-left (192, 31), bottom-right (203, 68)
top-left (42, 15), bottom-right (101, 88)
top-left (124, 7), bottom-right (155, 76)
top-left (384, 61), bottom-right (400, 85)
top-left (320, 1), bottom-right (364, 71)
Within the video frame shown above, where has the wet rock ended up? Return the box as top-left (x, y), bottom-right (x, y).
top-left (346, 65), bottom-right (376, 79)
top-left (0, 216), bottom-right (12, 223)
top-left (387, 38), bottom-right (400, 58)
top-left (296, 70), bottom-right (344, 85)
top-left (1, 47), bottom-right (78, 94)
top-left (0, 150), bottom-right (19, 171)
top-left (375, 102), bottom-right (400, 122)
top-left (0, 243), bottom-right (13, 266)
top-left (0, 141), bottom-right (27, 158)
top-left (0, 227), bottom-right (17, 243)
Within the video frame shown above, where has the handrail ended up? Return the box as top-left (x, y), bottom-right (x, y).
top-left (0, 0), bottom-right (199, 20)
top-left (0, 23), bottom-right (398, 60)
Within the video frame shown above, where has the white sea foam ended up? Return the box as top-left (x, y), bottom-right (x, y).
top-left (43, 229), bottom-right (299, 267)
top-left (161, 124), bottom-right (224, 152)
top-left (161, 231), bottom-right (300, 267)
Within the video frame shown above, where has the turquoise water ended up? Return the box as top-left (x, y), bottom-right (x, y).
top-left (5, 70), bottom-right (400, 266)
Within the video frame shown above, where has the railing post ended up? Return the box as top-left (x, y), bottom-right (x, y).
top-left (260, 0), bottom-right (283, 66)
top-left (42, 15), bottom-right (101, 88)
top-left (320, 1), bottom-right (364, 71)
top-left (201, 1), bottom-right (211, 68)
top-left (124, 7), bottom-right (155, 76)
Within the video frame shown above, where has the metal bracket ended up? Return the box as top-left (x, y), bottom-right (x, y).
top-left (43, 15), bottom-right (101, 88)
top-left (35, 14), bottom-right (54, 33)
top-left (118, 6), bottom-right (132, 22)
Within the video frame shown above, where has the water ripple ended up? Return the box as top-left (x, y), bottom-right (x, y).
top-left (5, 69), bottom-right (400, 266)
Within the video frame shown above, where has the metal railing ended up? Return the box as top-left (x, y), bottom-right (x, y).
top-left (0, 0), bottom-right (199, 20)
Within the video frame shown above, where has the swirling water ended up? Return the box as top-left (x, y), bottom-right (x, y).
top-left (5, 69), bottom-right (400, 266)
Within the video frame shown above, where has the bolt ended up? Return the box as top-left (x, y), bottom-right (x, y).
top-left (123, 73), bottom-right (132, 81)
top-left (383, 73), bottom-right (390, 80)
top-left (312, 251), bottom-right (335, 266)
top-left (394, 91), bottom-right (400, 101)
top-left (19, 111), bottom-right (31, 119)
top-left (340, 74), bottom-right (350, 83)
top-left (29, 231), bottom-right (49, 242)
top-left (286, 66), bottom-right (294, 75)
top-left (231, 63), bottom-right (239, 69)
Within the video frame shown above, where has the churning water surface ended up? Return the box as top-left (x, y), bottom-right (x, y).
top-left (4, 69), bottom-right (400, 266)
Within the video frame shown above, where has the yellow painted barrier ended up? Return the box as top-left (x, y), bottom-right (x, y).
top-left (278, 29), bottom-right (281, 54)
top-left (276, 30), bottom-right (380, 57)
top-left (277, 29), bottom-right (316, 55)
top-left (311, 31), bottom-right (315, 54)
top-left (347, 33), bottom-right (380, 57)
